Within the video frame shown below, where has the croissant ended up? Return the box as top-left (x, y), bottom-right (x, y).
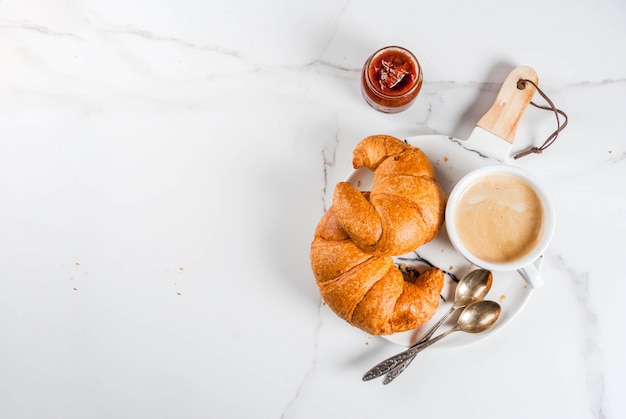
top-left (310, 135), bottom-right (446, 335)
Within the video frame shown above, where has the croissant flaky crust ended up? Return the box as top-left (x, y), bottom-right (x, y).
top-left (310, 135), bottom-right (446, 335)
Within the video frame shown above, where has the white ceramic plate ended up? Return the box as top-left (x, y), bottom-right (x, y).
top-left (345, 135), bottom-right (538, 348)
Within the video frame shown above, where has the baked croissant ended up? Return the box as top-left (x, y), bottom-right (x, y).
top-left (310, 135), bottom-right (446, 335)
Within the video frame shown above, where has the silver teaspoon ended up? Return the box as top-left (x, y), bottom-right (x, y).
top-left (362, 269), bottom-right (493, 381)
top-left (382, 300), bottom-right (501, 384)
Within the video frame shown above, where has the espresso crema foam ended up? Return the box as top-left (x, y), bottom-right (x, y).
top-left (454, 173), bottom-right (544, 264)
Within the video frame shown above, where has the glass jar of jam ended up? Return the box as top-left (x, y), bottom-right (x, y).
top-left (361, 46), bottom-right (423, 113)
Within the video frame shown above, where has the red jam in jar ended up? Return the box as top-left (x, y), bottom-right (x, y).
top-left (361, 46), bottom-right (423, 113)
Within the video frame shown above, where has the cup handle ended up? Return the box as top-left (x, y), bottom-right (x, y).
top-left (517, 263), bottom-right (544, 289)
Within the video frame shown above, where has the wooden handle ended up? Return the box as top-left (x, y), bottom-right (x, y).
top-left (476, 66), bottom-right (538, 144)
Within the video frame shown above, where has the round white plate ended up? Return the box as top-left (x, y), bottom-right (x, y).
top-left (345, 135), bottom-right (537, 348)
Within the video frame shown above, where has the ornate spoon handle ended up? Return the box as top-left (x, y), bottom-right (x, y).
top-left (382, 330), bottom-right (452, 384)
top-left (362, 347), bottom-right (420, 381)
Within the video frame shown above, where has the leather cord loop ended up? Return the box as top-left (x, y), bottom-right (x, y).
top-left (513, 79), bottom-right (568, 159)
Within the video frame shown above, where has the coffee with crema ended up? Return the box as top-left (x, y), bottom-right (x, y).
top-left (453, 173), bottom-right (544, 264)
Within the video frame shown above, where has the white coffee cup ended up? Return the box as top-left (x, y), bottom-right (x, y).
top-left (445, 165), bottom-right (555, 289)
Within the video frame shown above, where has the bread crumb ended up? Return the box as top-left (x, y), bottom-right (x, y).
top-left (75, 262), bottom-right (80, 267)
top-left (179, 267), bottom-right (184, 271)
top-left (499, 294), bottom-right (506, 302)
top-left (73, 287), bottom-right (78, 291)
top-left (177, 292), bottom-right (182, 295)
top-left (444, 156), bottom-right (449, 162)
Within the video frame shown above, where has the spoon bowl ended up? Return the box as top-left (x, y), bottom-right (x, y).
top-left (454, 269), bottom-right (493, 307)
top-left (453, 300), bottom-right (501, 334)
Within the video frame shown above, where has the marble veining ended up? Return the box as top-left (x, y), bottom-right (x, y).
top-left (0, 18), bottom-right (81, 39)
top-left (553, 254), bottom-right (606, 419)
top-left (321, 131), bottom-right (340, 211)
top-left (88, 13), bottom-right (242, 59)
top-left (1, 0), bottom-right (625, 418)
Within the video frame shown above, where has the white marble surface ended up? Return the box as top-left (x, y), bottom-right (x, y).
top-left (1, 0), bottom-right (625, 418)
